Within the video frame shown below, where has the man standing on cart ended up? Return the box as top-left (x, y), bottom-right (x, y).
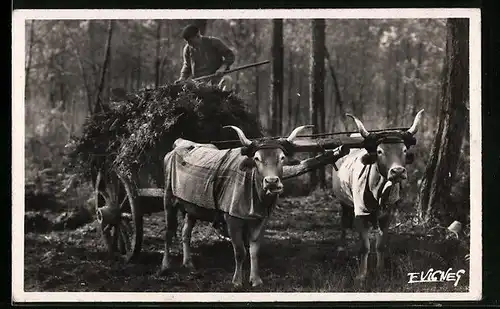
top-left (175, 24), bottom-right (235, 91)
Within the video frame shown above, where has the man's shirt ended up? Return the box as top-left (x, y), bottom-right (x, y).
top-left (180, 36), bottom-right (235, 80)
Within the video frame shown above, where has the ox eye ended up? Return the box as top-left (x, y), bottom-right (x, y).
top-left (377, 149), bottom-right (383, 155)
top-left (280, 156), bottom-right (285, 161)
top-left (254, 156), bottom-right (261, 162)
top-left (403, 148), bottom-right (407, 153)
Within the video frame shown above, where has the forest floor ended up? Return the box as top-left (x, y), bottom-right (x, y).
top-left (24, 190), bottom-right (470, 293)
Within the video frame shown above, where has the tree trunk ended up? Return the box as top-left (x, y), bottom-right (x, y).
top-left (58, 57), bottom-right (67, 111)
top-left (393, 48), bottom-right (401, 126)
top-left (94, 20), bottom-right (114, 114)
top-left (25, 20), bottom-right (36, 100)
top-left (416, 18), bottom-right (469, 224)
top-left (160, 22), bottom-right (171, 82)
top-left (105, 55), bottom-right (112, 103)
top-left (294, 73), bottom-right (303, 125)
top-left (324, 47), bottom-right (348, 130)
top-left (402, 38), bottom-right (412, 124)
top-left (88, 21), bottom-right (98, 77)
top-left (287, 49), bottom-right (294, 133)
top-left (309, 19), bottom-right (326, 189)
top-left (253, 21), bottom-right (260, 115)
top-left (355, 48), bottom-right (367, 118)
top-left (155, 20), bottom-right (163, 88)
top-left (48, 56), bottom-right (56, 108)
top-left (66, 22), bottom-right (93, 114)
top-left (385, 46), bottom-right (393, 127)
top-left (413, 41), bottom-right (423, 122)
top-left (270, 19), bottom-right (284, 136)
top-left (135, 43), bottom-right (142, 90)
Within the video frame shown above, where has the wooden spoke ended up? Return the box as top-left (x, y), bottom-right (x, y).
top-left (93, 169), bottom-right (143, 263)
top-left (119, 195), bottom-right (128, 210)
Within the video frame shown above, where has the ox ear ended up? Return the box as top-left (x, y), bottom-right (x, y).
top-left (361, 153), bottom-right (377, 165)
top-left (284, 157), bottom-right (301, 166)
top-left (405, 152), bottom-right (415, 165)
top-left (239, 157), bottom-right (256, 171)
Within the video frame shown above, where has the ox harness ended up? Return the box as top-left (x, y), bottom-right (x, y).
top-left (240, 139), bottom-right (294, 157)
top-left (357, 132), bottom-right (414, 229)
top-left (362, 131), bottom-right (416, 154)
top-left (359, 163), bottom-right (390, 229)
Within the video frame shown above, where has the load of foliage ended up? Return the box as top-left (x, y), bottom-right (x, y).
top-left (65, 82), bottom-right (264, 186)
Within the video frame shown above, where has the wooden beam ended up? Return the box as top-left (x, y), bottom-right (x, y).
top-left (137, 188), bottom-right (164, 197)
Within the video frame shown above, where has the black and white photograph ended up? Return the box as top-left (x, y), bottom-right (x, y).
top-left (12, 8), bottom-right (481, 303)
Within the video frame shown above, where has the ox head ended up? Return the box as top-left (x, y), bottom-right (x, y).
top-left (346, 109), bottom-right (424, 183)
top-left (224, 125), bottom-right (312, 195)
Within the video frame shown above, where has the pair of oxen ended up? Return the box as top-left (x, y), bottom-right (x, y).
top-left (159, 109), bottom-right (425, 288)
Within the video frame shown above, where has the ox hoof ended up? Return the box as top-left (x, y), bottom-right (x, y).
top-left (232, 279), bottom-right (243, 289)
top-left (355, 274), bottom-right (367, 282)
top-left (158, 267), bottom-right (172, 277)
top-left (182, 261), bottom-right (195, 270)
top-left (250, 277), bottom-right (263, 287)
top-left (336, 247), bottom-right (347, 257)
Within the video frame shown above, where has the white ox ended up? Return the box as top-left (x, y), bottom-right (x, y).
top-left (331, 110), bottom-right (424, 280)
top-left (159, 125), bottom-right (315, 288)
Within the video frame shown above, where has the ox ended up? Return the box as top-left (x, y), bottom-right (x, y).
top-left (159, 125), bottom-right (312, 287)
top-left (331, 109), bottom-right (424, 280)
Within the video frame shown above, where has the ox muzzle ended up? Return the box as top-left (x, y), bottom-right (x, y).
top-left (263, 176), bottom-right (284, 195)
top-left (388, 165), bottom-right (407, 182)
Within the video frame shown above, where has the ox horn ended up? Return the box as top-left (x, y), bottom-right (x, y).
top-left (223, 125), bottom-right (253, 146)
top-left (346, 113), bottom-right (370, 138)
top-left (286, 125), bottom-right (314, 142)
top-left (407, 109), bottom-right (425, 135)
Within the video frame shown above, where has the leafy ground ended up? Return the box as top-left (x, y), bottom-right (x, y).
top-left (24, 190), bottom-right (469, 293)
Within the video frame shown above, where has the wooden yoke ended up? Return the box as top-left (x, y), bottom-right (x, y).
top-left (213, 135), bottom-right (365, 153)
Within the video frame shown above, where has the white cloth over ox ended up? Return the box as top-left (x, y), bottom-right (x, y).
top-left (164, 141), bottom-right (275, 220)
top-left (333, 149), bottom-right (401, 216)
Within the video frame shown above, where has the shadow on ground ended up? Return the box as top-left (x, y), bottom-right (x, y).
top-left (24, 191), bottom-right (470, 292)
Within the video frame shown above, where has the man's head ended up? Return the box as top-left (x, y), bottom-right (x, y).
top-left (181, 24), bottom-right (202, 47)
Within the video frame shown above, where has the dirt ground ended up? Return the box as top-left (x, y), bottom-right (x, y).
top-left (24, 191), bottom-right (470, 293)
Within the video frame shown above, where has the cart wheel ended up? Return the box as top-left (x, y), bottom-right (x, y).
top-left (94, 170), bottom-right (143, 263)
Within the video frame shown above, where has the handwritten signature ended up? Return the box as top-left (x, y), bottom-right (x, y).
top-left (407, 268), bottom-right (466, 287)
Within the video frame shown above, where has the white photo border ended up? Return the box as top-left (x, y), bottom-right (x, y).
top-left (12, 8), bottom-right (482, 303)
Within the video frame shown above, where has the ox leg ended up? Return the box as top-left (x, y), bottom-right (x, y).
top-left (160, 203), bottom-right (178, 275)
top-left (248, 218), bottom-right (267, 287)
top-left (225, 214), bottom-right (246, 288)
top-left (338, 203), bottom-right (354, 253)
top-left (354, 216), bottom-right (370, 281)
top-left (182, 213), bottom-right (197, 269)
top-left (375, 211), bottom-right (391, 273)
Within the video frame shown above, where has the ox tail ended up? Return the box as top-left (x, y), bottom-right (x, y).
top-left (163, 151), bottom-right (179, 240)
top-left (163, 152), bottom-right (175, 205)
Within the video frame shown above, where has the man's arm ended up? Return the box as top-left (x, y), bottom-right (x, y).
top-left (179, 44), bottom-right (192, 80)
top-left (212, 37), bottom-right (235, 70)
